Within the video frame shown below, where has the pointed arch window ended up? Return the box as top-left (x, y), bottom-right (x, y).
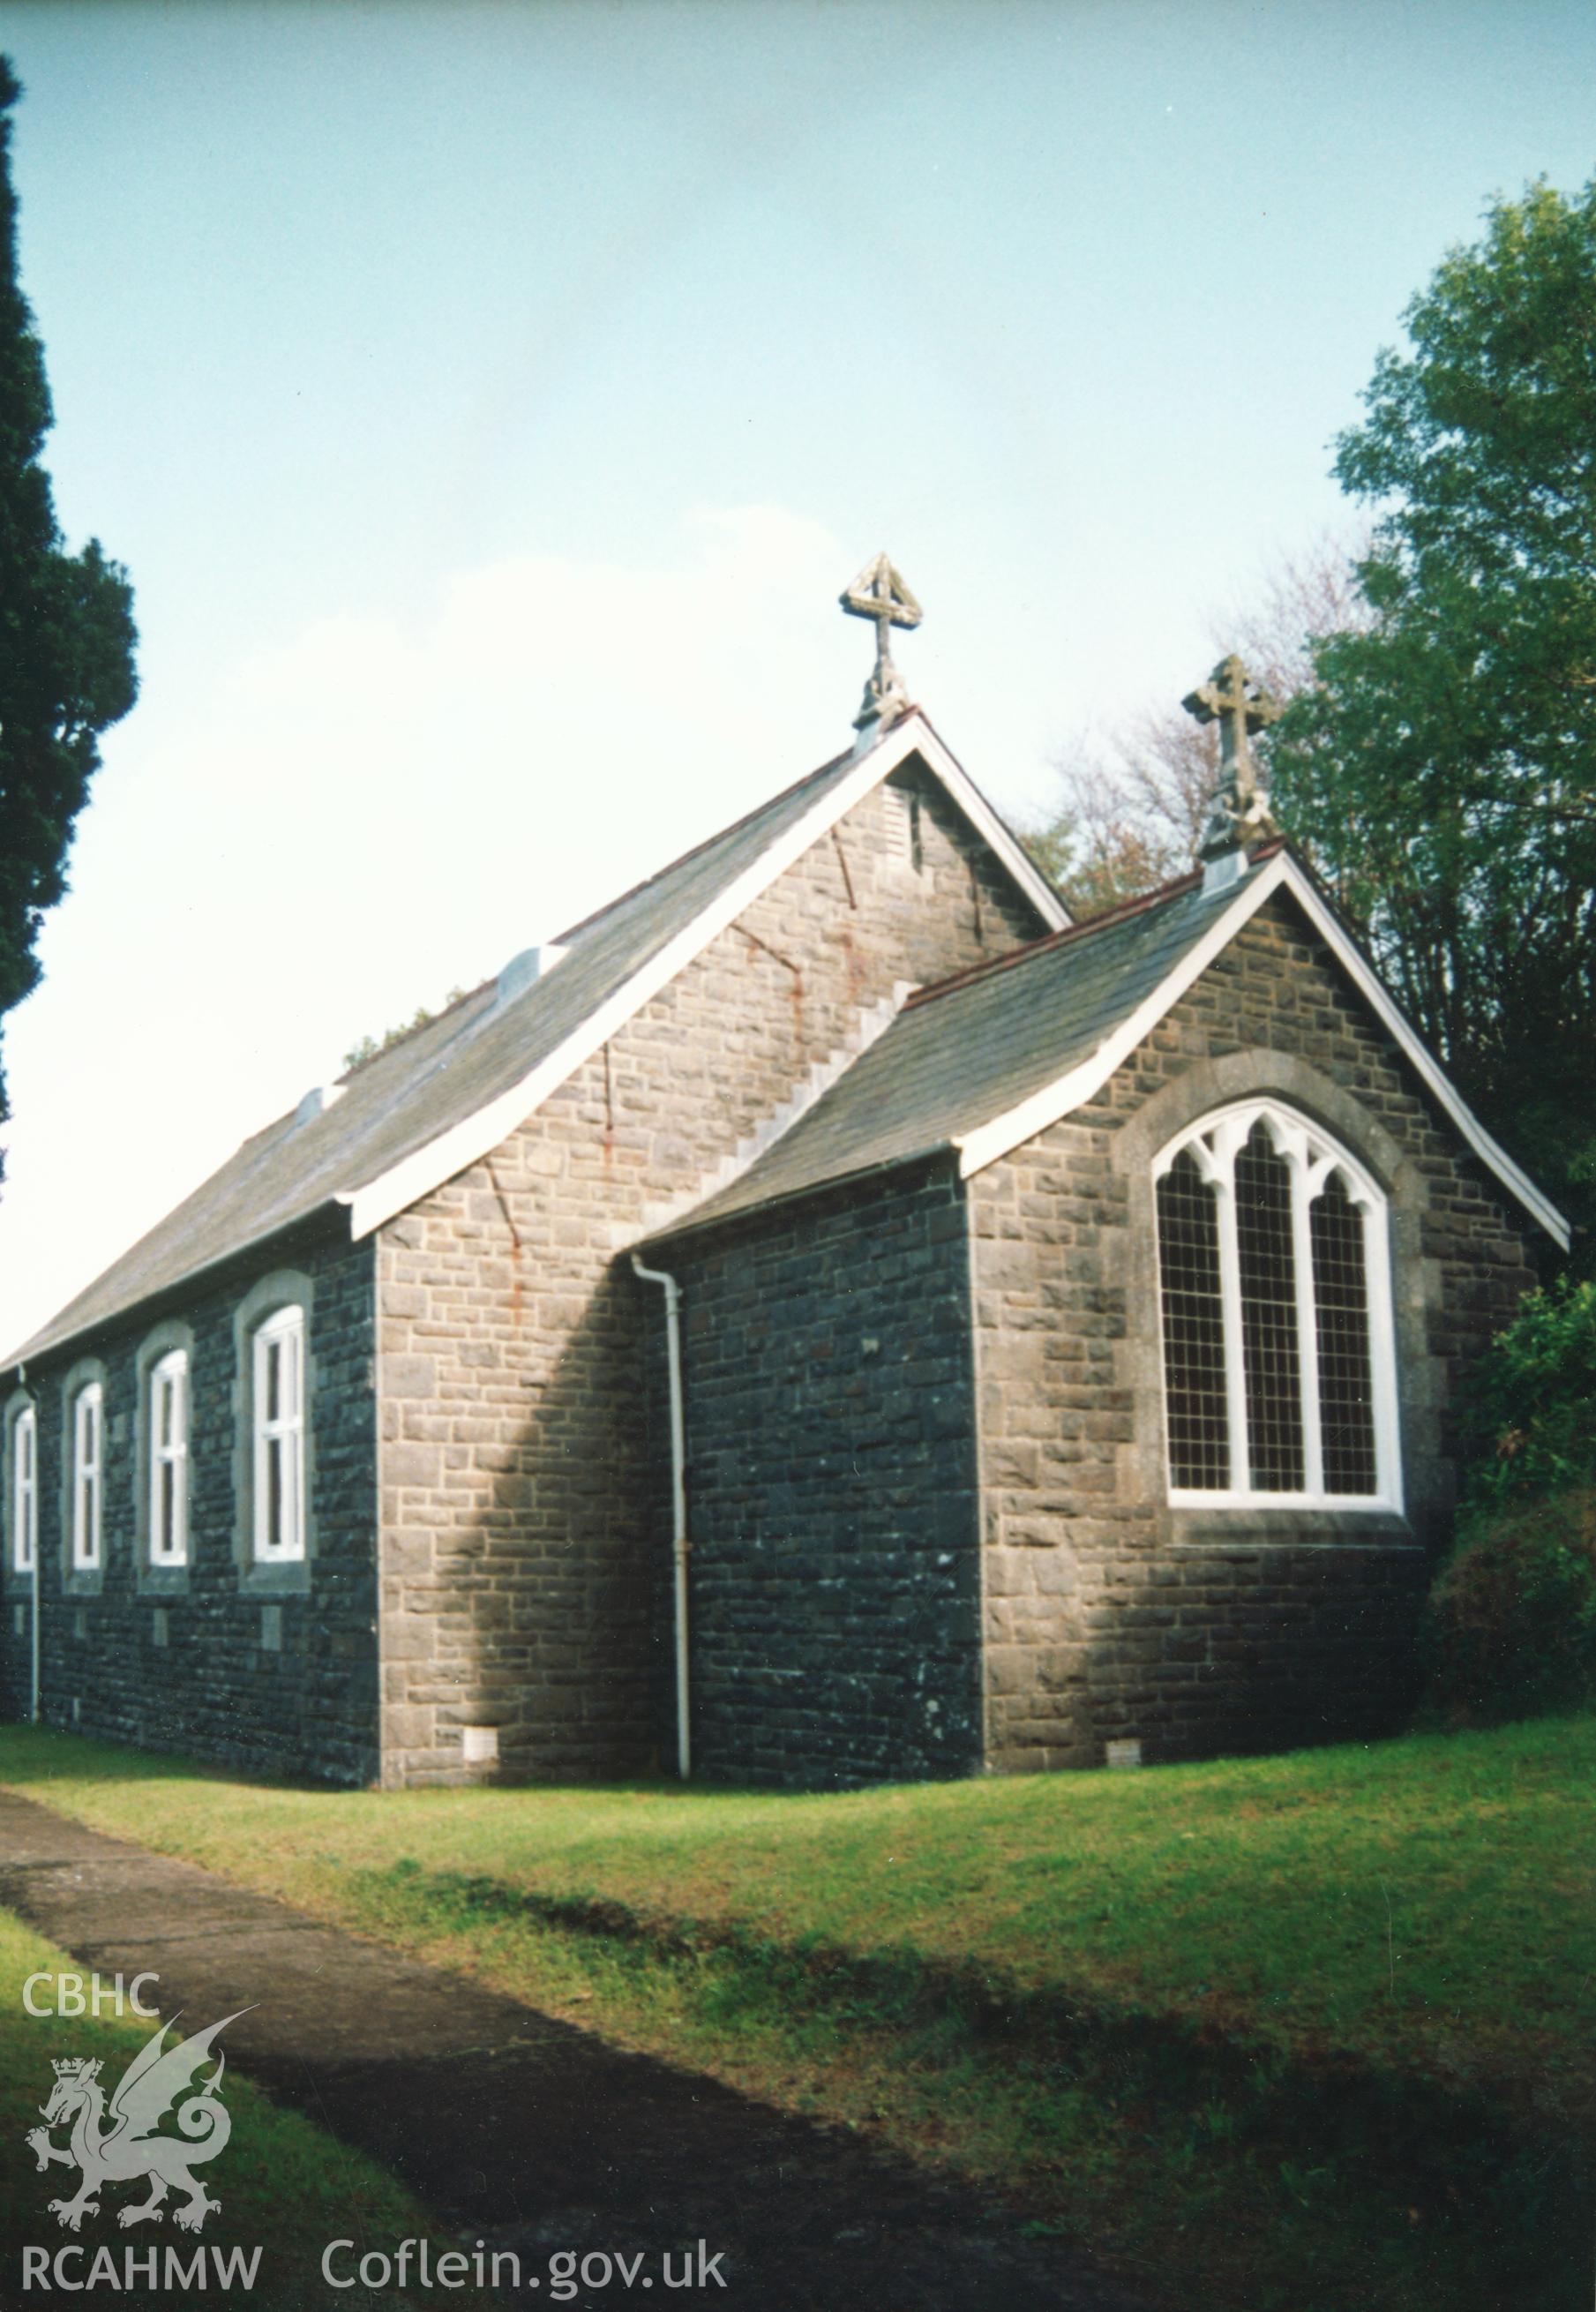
top-left (1154, 1100), bottom-right (1400, 1508)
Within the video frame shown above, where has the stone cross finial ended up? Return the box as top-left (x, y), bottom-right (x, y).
top-left (841, 553), bottom-right (923, 732)
top-left (1183, 653), bottom-right (1282, 863)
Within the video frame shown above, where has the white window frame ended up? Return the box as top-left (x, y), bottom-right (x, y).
top-left (71, 1382), bottom-right (104, 1570)
top-left (10, 1403), bottom-right (36, 1575)
top-left (251, 1306), bottom-right (305, 1563)
top-left (1153, 1098), bottom-right (1402, 1512)
top-left (147, 1349), bottom-right (190, 1568)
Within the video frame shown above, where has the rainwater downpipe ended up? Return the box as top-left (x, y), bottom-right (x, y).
top-left (630, 1256), bottom-right (691, 1780)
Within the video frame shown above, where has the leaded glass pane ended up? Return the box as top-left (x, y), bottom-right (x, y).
top-left (1157, 1150), bottom-right (1229, 1488)
top-left (1234, 1124), bottom-right (1305, 1490)
top-left (1312, 1175), bottom-right (1379, 1495)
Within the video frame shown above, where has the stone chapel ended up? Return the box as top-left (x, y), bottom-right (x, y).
top-left (0, 559), bottom-right (1566, 1788)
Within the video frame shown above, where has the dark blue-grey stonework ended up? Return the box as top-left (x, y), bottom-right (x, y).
top-left (0, 1229), bottom-right (378, 1785)
top-left (647, 1159), bottom-right (984, 1789)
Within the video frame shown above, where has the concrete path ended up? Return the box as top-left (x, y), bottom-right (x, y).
top-left (0, 1792), bottom-right (1150, 2311)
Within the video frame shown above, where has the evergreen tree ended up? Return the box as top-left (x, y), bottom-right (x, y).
top-left (0, 56), bottom-right (138, 1139)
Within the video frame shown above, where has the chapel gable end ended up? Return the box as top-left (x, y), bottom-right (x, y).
top-left (709, 758), bottom-right (1053, 1028)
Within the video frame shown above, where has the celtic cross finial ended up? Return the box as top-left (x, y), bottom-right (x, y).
top-left (840, 553), bottom-right (922, 732)
top-left (1183, 653), bottom-right (1282, 865)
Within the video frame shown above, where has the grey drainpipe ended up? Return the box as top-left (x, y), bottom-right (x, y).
top-left (630, 1256), bottom-right (691, 1780)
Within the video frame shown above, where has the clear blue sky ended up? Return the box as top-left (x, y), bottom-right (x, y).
top-left (3, 0), bottom-right (1594, 1345)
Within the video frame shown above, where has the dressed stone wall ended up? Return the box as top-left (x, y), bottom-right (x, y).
top-left (970, 890), bottom-right (1540, 1772)
top-left (373, 763), bottom-right (1046, 1785)
top-left (0, 1228), bottom-right (378, 1784)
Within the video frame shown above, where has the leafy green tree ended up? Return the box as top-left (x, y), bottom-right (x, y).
top-left (0, 57), bottom-right (138, 1136)
top-left (1270, 179), bottom-right (1596, 1257)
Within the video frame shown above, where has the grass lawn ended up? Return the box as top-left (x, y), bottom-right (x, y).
top-left (2, 1717), bottom-right (1592, 2309)
top-left (0, 1905), bottom-right (498, 2312)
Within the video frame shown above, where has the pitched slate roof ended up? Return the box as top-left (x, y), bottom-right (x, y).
top-left (8, 712), bottom-right (1066, 1368)
top-left (651, 844), bottom-right (1570, 1250)
top-left (651, 867), bottom-right (1239, 1235)
top-left (4, 748), bottom-right (854, 1366)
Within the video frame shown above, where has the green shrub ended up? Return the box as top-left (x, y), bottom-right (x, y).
top-left (1422, 1487), bottom-right (1596, 1725)
top-left (1422, 1285), bottom-right (1596, 1726)
top-left (1457, 1280), bottom-right (1596, 1508)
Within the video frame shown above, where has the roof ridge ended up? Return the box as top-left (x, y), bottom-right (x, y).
top-left (901, 838), bottom-right (1292, 1014)
top-left (552, 734), bottom-right (864, 944)
top-left (903, 867), bottom-right (1203, 1011)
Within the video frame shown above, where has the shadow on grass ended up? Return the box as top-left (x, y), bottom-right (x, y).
top-left (357, 1857), bottom-right (1592, 2312)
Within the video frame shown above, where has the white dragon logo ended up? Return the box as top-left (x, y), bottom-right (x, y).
top-left (25, 2008), bottom-right (250, 2234)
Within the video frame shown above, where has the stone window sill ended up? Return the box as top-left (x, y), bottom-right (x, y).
top-left (239, 1558), bottom-right (312, 1598)
top-left (1170, 1507), bottom-right (1418, 1550)
top-left (136, 1564), bottom-right (192, 1600)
